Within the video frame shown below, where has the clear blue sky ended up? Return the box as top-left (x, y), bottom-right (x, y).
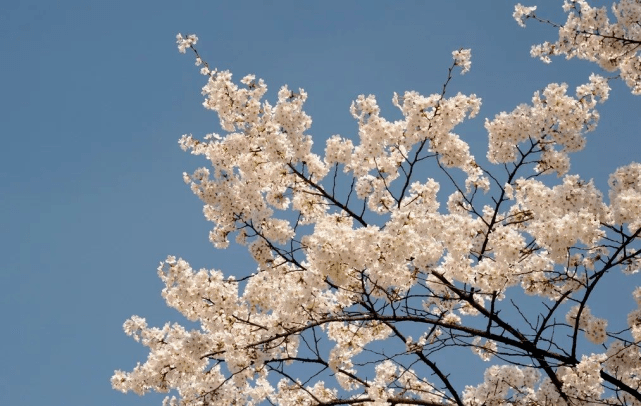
top-left (1, 1), bottom-right (638, 405)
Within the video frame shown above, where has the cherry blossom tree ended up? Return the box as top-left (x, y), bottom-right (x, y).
top-left (113, 2), bottom-right (641, 405)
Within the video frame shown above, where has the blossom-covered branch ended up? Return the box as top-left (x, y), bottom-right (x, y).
top-left (113, 5), bottom-right (641, 404)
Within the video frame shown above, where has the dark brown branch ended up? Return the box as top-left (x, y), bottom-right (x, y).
top-left (601, 370), bottom-right (641, 403)
top-left (288, 163), bottom-right (368, 227)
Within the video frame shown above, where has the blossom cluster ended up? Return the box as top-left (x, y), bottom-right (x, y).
top-left (176, 33), bottom-right (198, 54)
top-left (566, 305), bottom-right (608, 344)
top-left (517, 0), bottom-right (641, 94)
top-left (609, 162), bottom-right (641, 232)
top-left (513, 4), bottom-right (537, 27)
top-left (452, 48), bottom-right (472, 74)
top-left (485, 74), bottom-right (609, 176)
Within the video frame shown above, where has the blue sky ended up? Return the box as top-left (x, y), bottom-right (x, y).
top-left (1, 1), bottom-right (638, 405)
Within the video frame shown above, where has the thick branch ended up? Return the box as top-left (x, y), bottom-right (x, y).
top-left (601, 370), bottom-right (641, 403)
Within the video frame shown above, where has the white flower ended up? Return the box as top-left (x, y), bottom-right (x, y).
top-left (452, 48), bottom-right (472, 74)
top-left (176, 33), bottom-right (198, 53)
top-left (513, 4), bottom-right (537, 27)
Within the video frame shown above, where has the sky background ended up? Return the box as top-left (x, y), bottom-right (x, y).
top-left (1, 1), bottom-right (639, 405)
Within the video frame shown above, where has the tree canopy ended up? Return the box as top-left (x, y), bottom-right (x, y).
top-left (114, 2), bottom-right (641, 405)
